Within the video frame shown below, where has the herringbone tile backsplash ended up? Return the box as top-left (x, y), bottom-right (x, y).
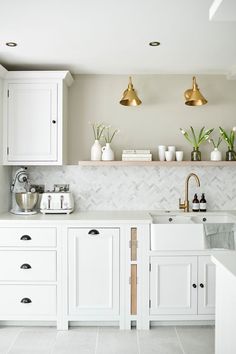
top-left (24, 166), bottom-right (236, 211)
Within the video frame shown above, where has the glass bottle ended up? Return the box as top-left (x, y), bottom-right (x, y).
top-left (191, 147), bottom-right (201, 161)
top-left (200, 193), bottom-right (207, 212)
top-left (226, 149), bottom-right (236, 161)
top-left (192, 194), bottom-right (200, 212)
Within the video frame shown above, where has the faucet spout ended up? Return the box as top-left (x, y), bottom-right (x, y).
top-left (179, 173), bottom-right (200, 212)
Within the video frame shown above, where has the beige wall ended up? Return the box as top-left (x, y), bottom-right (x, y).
top-left (68, 75), bottom-right (236, 163)
top-left (0, 72), bottom-right (12, 212)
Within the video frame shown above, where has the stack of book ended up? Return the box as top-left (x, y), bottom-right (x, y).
top-left (122, 149), bottom-right (152, 161)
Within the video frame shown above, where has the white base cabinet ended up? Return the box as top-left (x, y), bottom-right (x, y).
top-left (68, 228), bottom-right (120, 318)
top-left (150, 255), bottom-right (215, 317)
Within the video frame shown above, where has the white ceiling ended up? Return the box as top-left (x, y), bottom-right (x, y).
top-left (0, 0), bottom-right (236, 74)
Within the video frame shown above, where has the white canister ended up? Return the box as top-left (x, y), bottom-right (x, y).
top-left (210, 148), bottom-right (222, 161)
top-left (168, 146), bottom-right (176, 161)
top-left (165, 151), bottom-right (173, 162)
top-left (102, 143), bottom-right (115, 161)
top-left (91, 140), bottom-right (102, 161)
top-left (158, 145), bottom-right (166, 161)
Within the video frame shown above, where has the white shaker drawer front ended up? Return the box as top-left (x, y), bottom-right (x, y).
top-left (0, 228), bottom-right (56, 247)
top-left (0, 251), bottom-right (56, 281)
top-left (0, 285), bottom-right (56, 316)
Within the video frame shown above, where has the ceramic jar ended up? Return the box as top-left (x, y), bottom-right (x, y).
top-left (91, 140), bottom-right (102, 161)
top-left (210, 148), bottom-right (222, 161)
top-left (102, 143), bottom-right (114, 161)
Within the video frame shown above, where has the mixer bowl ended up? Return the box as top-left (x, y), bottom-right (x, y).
top-left (15, 192), bottom-right (39, 212)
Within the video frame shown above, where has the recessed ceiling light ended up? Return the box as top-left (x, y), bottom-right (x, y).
top-left (149, 41), bottom-right (160, 47)
top-left (6, 42), bottom-right (17, 47)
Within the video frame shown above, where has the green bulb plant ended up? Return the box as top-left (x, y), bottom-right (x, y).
top-left (180, 126), bottom-right (214, 161)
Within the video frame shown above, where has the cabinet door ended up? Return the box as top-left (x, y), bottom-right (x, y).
top-left (150, 256), bottom-right (198, 315)
top-left (198, 256), bottom-right (215, 315)
top-left (7, 83), bottom-right (58, 162)
top-left (68, 228), bottom-right (119, 316)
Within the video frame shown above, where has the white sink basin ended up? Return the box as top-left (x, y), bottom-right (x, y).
top-left (191, 214), bottom-right (235, 224)
top-left (151, 214), bottom-right (193, 224)
top-left (150, 213), bottom-right (205, 251)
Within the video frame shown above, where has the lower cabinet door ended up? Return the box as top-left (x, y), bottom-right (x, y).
top-left (0, 285), bottom-right (56, 317)
top-left (68, 228), bottom-right (120, 316)
top-left (150, 256), bottom-right (198, 315)
top-left (198, 256), bottom-right (215, 315)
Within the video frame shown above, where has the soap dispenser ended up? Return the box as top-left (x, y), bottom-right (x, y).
top-left (200, 193), bottom-right (207, 212)
top-left (192, 194), bottom-right (200, 212)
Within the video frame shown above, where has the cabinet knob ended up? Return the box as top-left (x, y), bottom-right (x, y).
top-left (20, 235), bottom-right (31, 241)
top-left (200, 283), bottom-right (204, 288)
top-left (21, 298), bottom-right (32, 304)
top-left (192, 284), bottom-right (197, 288)
top-left (203, 217), bottom-right (207, 222)
top-left (52, 120), bottom-right (56, 124)
top-left (168, 218), bottom-right (173, 222)
top-left (20, 263), bottom-right (32, 269)
top-left (88, 229), bottom-right (100, 235)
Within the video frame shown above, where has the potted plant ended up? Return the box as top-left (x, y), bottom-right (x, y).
top-left (208, 137), bottom-right (222, 161)
top-left (219, 126), bottom-right (236, 161)
top-left (101, 125), bottom-right (120, 161)
top-left (180, 126), bottom-right (214, 161)
top-left (90, 122), bottom-right (105, 161)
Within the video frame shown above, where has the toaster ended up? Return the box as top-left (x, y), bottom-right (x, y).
top-left (40, 191), bottom-right (74, 214)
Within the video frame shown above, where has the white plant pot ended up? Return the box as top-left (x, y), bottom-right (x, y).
top-left (91, 140), bottom-right (102, 161)
top-left (102, 143), bottom-right (114, 161)
top-left (210, 148), bottom-right (222, 161)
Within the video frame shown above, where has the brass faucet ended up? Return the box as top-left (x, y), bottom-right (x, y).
top-left (179, 173), bottom-right (200, 212)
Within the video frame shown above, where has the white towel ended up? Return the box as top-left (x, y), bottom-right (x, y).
top-left (204, 224), bottom-right (235, 249)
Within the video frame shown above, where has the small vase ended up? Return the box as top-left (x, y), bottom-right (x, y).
top-left (91, 140), bottom-right (102, 161)
top-left (226, 149), bottom-right (236, 161)
top-left (102, 143), bottom-right (114, 161)
top-left (191, 147), bottom-right (201, 161)
top-left (211, 148), bottom-right (222, 161)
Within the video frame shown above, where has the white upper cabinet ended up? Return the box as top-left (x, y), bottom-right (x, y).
top-left (3, 71), bottom-right (73, 165)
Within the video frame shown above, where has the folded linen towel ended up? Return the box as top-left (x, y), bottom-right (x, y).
top-left (204, 223), bottom-right (235, 249)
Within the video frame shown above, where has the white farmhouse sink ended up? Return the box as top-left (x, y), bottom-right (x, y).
top-left (150, 213), bottom-right (204, 251)
top-left (191, 214), bottom-right (235, 224)
top-left (151, 214), bottom-right (193, 224)
top-left (150, 212), bottom-right (236, 251)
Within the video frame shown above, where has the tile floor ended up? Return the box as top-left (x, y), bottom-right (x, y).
top-left (0, 326), bottom-right (215, 354)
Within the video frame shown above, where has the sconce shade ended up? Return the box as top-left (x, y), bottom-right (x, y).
top-left (184, 76), bottom-right (208, 106)
top-left (120, 77), bottom-right (142, 106)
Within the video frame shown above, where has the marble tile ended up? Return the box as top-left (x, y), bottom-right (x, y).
top-left (52, 327), bottom-right (98, 354)
top-left (22, 165), bottom-right (236, 211)
top-left (0, 326), bottom-right (22, 354)
top-left (176, 325), bottom-right (215, 354)
top-left (96, 328), bottom-right (139, 354)
top-left (8, 328), bottom-right (57, 354)
top-left (138, 327), bottom-right (183, 354)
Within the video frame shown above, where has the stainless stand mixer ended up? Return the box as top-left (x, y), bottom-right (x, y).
top-left (10, 168), bottom-right (39, 215)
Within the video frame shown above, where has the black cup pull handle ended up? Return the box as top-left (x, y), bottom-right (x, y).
top-left (88, 229), bottom-right (100, 235)
top-left (21, 298), bottom-right (32, 304)
top-left (20, 235), bottom-right (31, 241)
top-left (20, 264), bottom-right (32, 269)
top-left (192, 284), bottom-right (197, 288)
top-left (200, 283), bottom-right (204, 288)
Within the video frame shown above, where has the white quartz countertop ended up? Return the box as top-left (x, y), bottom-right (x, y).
top-left (0, 210), bottom-right (153, 224)
top-left (0, 210), bottom-right (236, 224)
top-left (212, 252), bottom-right (236, 278)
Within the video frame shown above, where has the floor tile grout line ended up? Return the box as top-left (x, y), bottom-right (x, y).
top-left (6, 326), bottom-right (24, 354)
top-left (136, 329), bottom-right (141, 354)
top-left (94, 326), bottom-right (99, 354)
top-left (175, 327), bottom-right (186, 354)
top-left (49, 327), bottom-right (59, 354)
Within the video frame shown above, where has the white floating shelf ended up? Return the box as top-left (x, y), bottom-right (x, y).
top-left (78, 161), bottom-right (236, 167)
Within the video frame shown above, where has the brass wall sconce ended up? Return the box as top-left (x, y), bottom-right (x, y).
top-left (184, 76), bottom-right (208, 106)
top-left (120, 77), bottom-right (142, 106)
